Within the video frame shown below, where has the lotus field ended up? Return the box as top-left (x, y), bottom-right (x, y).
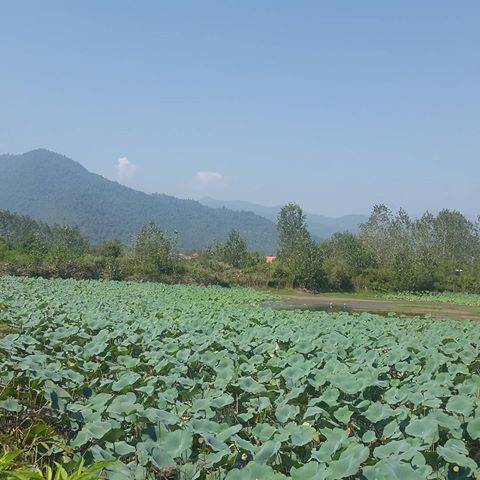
top-left (1, 277), bottom-right (480, 480)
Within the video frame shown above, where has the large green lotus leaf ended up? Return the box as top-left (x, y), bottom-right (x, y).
top-left (117, 355), bottom-right (140, 369)
top-left (106, 392), bottom-right (139, 415)
top-left (139, 407), bottom-right (178, 425)
top-left (0, 397), bottom-right (22, 412)
top-left (203, 449), bottom-right (231, 468)
top-left (288, 424), bottom-right (316, 447)
top-left (188, 418), bottom-right (223, 435)
top-left (311, 428), bottom-right (347, 462)
top-left (364, 402), bottom-right (395, 423)
top-left (232, 434), bottom-right (258, 454)
top-left (71, 420), bottom-right (114, 447)
top-left (405, 417), bottom-right (439, 445)
top-left (445, 395), bottom-right (474, 417)
top-left (150, 447), bottom-right (176, 470)
top-left (253, 440), bottom-right (281, 463)
top-left (281, 366), bottom-right (308, 388)
top-left (161, 429), bottom-right (193, 458)
top-left (210, 393), bottom-right (234, 409)
top-left (83, 338), bottom-right (108, 357)
top-left (308, 370), bottom-right (327, 389)
top-left (252, 423), bottom-right (276, 442)
top-left (111, 371), bottom-right (141, 392)
top-left (178, 462), bottom-right (200, 479)
top-left (216, 424), bottom-right (242, 443)
top-left (328, 443), bottom-right (369, 479)
top-left (362, 430), bottom-right (376, 443)
top-left (333, 406), bottom-right (352, 424)
top-left (437, 439), bottom-right (477, 472)
top-left (427, 411), bottom-right (461, 434)
top-left (87, 393), bottom-right (113, 411)
top-left (110, 441), bottom-right (135, 456)
top-left (295, 339), bottom-right (316, 354)
top-left (250, 396), bottom-right (271, 413)
top-left (237, 410), bottom-right (254, 423)
top-left (225, 462), bottom-right (287, 480)
top-left (373, 439), bottom-right (423, 461)
top-left (362, 458), bottom-right (426, 480)
top-left (290, 461), bottom-right (329, 480)
top-left (176, 348), bottom-right (191, 362)
top-left (71, 429), bottom-right (90, 447)
top-left (284, 387), bottom-right (305, 403)
top-left (275, 403), bottom-right (300, 423)
top-left (257, 368), bottom-right (273, 383)
top-left (86, 420), bottom-right (114, 439)
top-left (467, 417), bottom-right (480, 440)
top-left (304, 406), bottom-right (328, 420)
top-left (331, 374), bottom-right (361, 395)
top-left (382, 420), bottom-right (401, 439)
top-left (203, 433), bottom-right (229, 452)
top-left (317, 388), bottom-right (340, 407)
top-left (103, 460), bottom-right (145, 480)
top-left (238, 376), bottom-right (266, 394)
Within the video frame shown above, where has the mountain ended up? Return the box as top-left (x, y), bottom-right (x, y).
top-left (199, 197), bottom-right (368, 239)
top-left (0, 149), bottom-right (277, 252)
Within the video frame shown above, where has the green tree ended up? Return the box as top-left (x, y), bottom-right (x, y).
top-left (277, 203), bottom-right (311, 258)
top-left (276, 204), bottom-right (326, 290)
top-left (321, 232), bottom-right (374, 290)
top-left (222, 230), bottom-right (249, 268)
top-left (50, 225), bottom-right (89, 256)
top-left (97, 240), bottom-right (123, 258)
top-left (134, 222), bottom-right (178, 278)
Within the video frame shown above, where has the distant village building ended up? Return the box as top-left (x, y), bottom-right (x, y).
top-left (265, 256), bottom-right (276, 264)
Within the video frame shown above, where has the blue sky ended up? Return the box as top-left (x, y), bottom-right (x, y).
top-left (1, 1), bottom-right (478, 217)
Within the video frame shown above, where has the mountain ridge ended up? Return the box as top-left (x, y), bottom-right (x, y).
top-left (0, 149), bottom-right (278, 252)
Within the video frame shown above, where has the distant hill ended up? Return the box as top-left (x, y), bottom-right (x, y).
top-left (0, 149), bottom-right (277, 252)
top-left (199, 197), bottom-right (368, 239)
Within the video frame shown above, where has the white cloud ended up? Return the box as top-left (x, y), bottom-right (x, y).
top-left (194, 171), bottom-right (224, 186)
top-left (117, 156), bottom-right (137, 183)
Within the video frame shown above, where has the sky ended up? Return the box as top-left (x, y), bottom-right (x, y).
top-left (0, 1), bottom-right (478, 217)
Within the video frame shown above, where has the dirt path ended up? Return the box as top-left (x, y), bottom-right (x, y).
top-left (274, 294), bottom-right (480, 321)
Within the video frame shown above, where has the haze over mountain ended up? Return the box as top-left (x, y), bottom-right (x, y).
top-left (0, 149), bottom-right (277, 252)
top-left (200, 197), bottom-right (368, 239)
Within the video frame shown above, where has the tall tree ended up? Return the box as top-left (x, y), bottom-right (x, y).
top-left (222, 230), bottom-right (249, 268)
top-left (277, 203), bottom-right (311, 258)
top-left (276, 204), bottom-right (326, 290)
top-left (134, 221), bottom-right (178, 277)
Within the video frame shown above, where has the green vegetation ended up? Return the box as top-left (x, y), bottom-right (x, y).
top-left (0, 451), bottom-right (111, 479)
top-left (275, 204), bottom-right (480, 294)
top-left (1, 277), bottom-right (480, 479)
top-left (380, 291), bottom-right (480, 307)
top-left (2, 201), bottom-right (480, 298)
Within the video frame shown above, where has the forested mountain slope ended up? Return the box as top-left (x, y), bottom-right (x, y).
top-left (0, 149), bottom-right (277, 251)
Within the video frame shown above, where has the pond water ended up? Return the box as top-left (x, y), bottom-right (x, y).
top-left (265, 300), bottom-right (355, 313)
top-left (263, 297), bottom-right (480, 321)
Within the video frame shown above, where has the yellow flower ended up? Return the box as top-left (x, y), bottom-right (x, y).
top-left (453, 466), bottom-right (460, 473)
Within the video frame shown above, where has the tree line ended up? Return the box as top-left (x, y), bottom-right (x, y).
top-left (1, 205), bottom-right (479, 293)
top-left (276, 203), bottom-right (480, 292)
